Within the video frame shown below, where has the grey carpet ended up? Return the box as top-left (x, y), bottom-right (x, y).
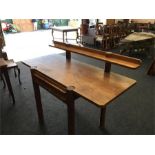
top-left (0, 52), bottom-right (154, 135)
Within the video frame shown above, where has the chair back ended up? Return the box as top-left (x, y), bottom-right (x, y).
top-left (96, 24), bottom-right (104, 35)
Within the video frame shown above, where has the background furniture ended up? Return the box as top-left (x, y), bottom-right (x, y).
top-left (81, 27), bottom-right (96, 45)
top-left (51, 26), bottom-right (79, 43)
top-left (94, 24), bottom-right (130, 50)
top-left (120, 32), bottom-right (155, 58)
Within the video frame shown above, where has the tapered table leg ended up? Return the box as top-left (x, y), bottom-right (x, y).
top-left (31, 78), bottom-right (44, 124)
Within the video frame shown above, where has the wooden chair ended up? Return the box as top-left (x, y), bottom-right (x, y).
top-left (0, 53), bottom-right (21, 88)
top-left (112, 25), bottom-right (122, 48)
top-left (0, 38), bottom-right (21, 87)
top-left (94, 24), bottom-right (111, 50)
top-left (103, 25), bottom-right (112, 49)
top-left (94, 24), bottom-right (104, 48)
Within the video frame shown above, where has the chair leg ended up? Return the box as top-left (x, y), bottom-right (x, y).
top-left (14, 68), bottom-right (17, 77)
top-left (0, 73), bottom-right (6, 88)
top-left (17, 67), bottom-right (22, 85)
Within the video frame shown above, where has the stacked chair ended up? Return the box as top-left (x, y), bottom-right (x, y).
top-left (94, 23), bottom-right (132, 50)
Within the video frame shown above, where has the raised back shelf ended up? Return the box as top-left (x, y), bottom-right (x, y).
top-left (51, 41), bottom-right (142, 70)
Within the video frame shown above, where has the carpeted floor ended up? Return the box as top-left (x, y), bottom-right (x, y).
top-left (0, 52), bottom-right (154, 135)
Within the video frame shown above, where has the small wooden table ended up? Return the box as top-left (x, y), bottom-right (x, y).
top-left (0, 58), bottom-right (15, 104)
top-left (23, 53), bottom-right (139, 134)
top-left (51, 26), bottom-right (79, 43)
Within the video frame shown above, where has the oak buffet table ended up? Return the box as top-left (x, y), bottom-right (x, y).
top-left (22, 42), bottom-right (141, 134)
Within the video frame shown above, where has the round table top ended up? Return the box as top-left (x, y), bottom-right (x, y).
top-left (121, 32), bottom-right (155, 43)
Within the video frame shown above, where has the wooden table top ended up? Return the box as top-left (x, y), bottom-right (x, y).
top-left (23, 54), bottom-right (136, 107)
top-left (0, 58), bottom-right (7, 68)
top-left (51, 26), bottom-right (79, 32)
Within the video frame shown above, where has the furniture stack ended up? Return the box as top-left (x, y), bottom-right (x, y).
top-left (94, 23), bottom-right (131, 50)
top-left (81, 28), bottom-right (96, 46)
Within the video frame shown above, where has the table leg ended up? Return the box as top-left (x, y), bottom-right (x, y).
top-left (105, 62), bottom-right (111, 73)
top-left (31, 77), bottom-right (44, 123)
top-left (66, 86), bottom-right (75, 135)
top-left (67, 102), bottom-right (75, 135)
top-left (2, 68), bottom-right (15, 104)
top-left (66, 50), bottom-right (71, 60)
top-left (65, 32), bottom-right (68, 42)
top-left (63, 32), bottom-right (65, 42)
top-left (51, 29), bottom-right (54, 42)
top-left (100, 107), bottom-right (106, 128)
top-left (76, 30), bottom-right (79, 43)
